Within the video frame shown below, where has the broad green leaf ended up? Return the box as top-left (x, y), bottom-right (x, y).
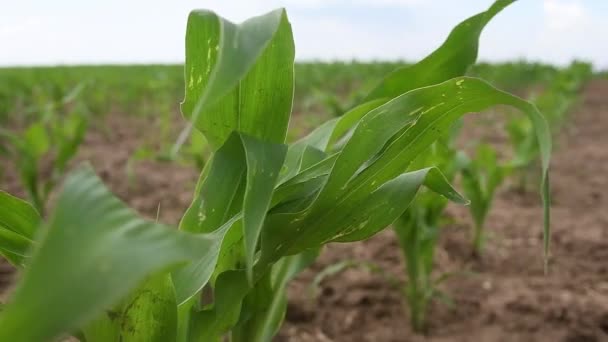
top-left (279, 119), bottom-right (337, 184)
top-left (279, 143), bottom-right (308, 184)
top-left (280, 99), bottom-right (387, 183)
top-left (276, 153), bottom-right (338, 192)
top-left (0, 229), bottom-right (32, 267)
top-left (279, 100), bottom-right (387, 184)
top-left (260, 167), bottom-right (463, 266)
top-left (320, 167), bottom-right (466, 243)
top-left (327, 99), bottom-right (388, 150)
top-left (191, 251), bottom-right (317, 342)
top-left (177, 297), bottom-right (196, 342)
top-left (179, 133), bottom-right (247, 235)
top-left (173, 215), bottom-right (241, 306)
top-left (55, 111), bottom-right (88, 172)
top-left (181, 9), bottom-right (294, 150)
top-left (0, 191), bottom-right (40, 266)
top-left (175, 132), bottom-right (285, 302)
top-left (84, 274), bottom-right (177, 342)
top-left (0, 191), bottom-right (39, 240)
top-left (0, 166), bottom-right (229, 341)
top-left (365, 0), bottom-right (515, 101)
top-left (271, 175), bottom-right (327, 210)
top-left (117, 274), bottom-right (178, 342)
top-left (241, 135), bottom-right (286, 282)
top-left (248, 249), bottom-right (319, 342)
top-left (23, 122), bottom-right (49, 159)
top-left (188, 270), bottom-right (249, 342)
top-left (261, 77), bottom-right (551, 265)
top-left (176, 132), bottom-right (247, 304)
top-left (83, 312), bottom-right (120, 342)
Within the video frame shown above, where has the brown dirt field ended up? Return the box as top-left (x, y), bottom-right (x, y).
top-left (1, 80), bottom-right (607, 341)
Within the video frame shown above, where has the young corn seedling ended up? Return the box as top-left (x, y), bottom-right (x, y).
top-left (0, 0), bottom-right (551, 340)
top-left (507, 61), bottom-right (591, 191)
top-left (394, 139), bottom-right (467, 332)
top-left (0, 87), bottom-right (88, 214)
top-left (461, 143), bottom-right (508, 256)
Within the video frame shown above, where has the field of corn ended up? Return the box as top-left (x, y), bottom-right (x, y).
top-left (0, 1), bottom-right (607, 341)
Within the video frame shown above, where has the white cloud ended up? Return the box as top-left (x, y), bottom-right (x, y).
top-left (292, 14), bottom-right (441, 61)
top-left (0, 16), bottom-right (44, 38)
top-left (533, 0), bottom-right (608, 67)
top-left (293, 16), bottom-right (399, 60)
top-left (543, 0), bottom-right (586, 31)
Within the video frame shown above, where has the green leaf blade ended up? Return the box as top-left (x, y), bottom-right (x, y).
top-left (181, 9), bottom-right (294, 150)
top-left (240, 135), bottom-right (286, 283)
top-left (262, 77), bottom-right (551, 266)
top-left (0, 166), bottom-right (228, 341)
top-left (0, 191), bottom-right (40, 266)
top-left (365, 0), bottom-right (515, 101)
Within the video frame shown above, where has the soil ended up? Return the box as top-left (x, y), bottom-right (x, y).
top-left (1, 80), bottom-right (608, 341)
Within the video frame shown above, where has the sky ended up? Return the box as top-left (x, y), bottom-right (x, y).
top-left (1, 0), bottom-right (607, 68)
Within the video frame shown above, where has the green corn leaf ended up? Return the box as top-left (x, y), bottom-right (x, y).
top-left (271, 175), bottom-right (327, 210)
top-left (180, 8), bottom-right (294, 150)
top-left (280, 100), bottom-right (386, 185)
top-left (55, 111), bottom-right (88, 172)
top-left (365, 0), bottom-right (515, 101)
top-left (179, 133), bottom-right (247, 235)
top-left (175, 131), bottom-right (248, 305)
top-left (187, 249), bottom-right (317, 342)
top-left (327, 99), bottom-right (388, 150)
top-left (0, 229), bottom-right (32, 267)
top-left (461, 143), bottom-right (507, 254)
top-left (319, 167), bottom-right (466, 243)
top-left (82, 311), bottom-right (120, 342)
top-left (0, 191), bottom-right (39, 241)
top-left (249, 249), bottom-right (319, 342)
top-left (175, 132), bottom-right (285, 301)
top-left (115, 274), bottom-right (178, 342)
top-left (173, 215), bottom-right (241, 306)
top-left (261, 77), bottom-right (550, 266)
top-left (260, 167), bottom-right (463, 265)
top-left (188, 270), bottom-right (250, 342)
top-left (84, 274), bottom-right (178, 342)
top-left (279, 119), bottom-right (337, 184)
top-left (0, 166), bottom-right (229, 341)
top-left (0, 191), bottom-right (40, 266)
top-left (22, 122), bottom-right (50, 159)
top-left (241, 135), bottom-right (286, 283)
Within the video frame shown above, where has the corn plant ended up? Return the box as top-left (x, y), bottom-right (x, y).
top-left (461, 144), bottom-right (508, 256)
top-left (394, 138), bottom-right (467, 332)
top-left (0, 1), bottom-right (551, 341)
top-left (0, 88), bottom-right (88, 214)
top-left (0, 191), bottom-right (41, 268)
top-left (507, 61), bottom-right (591, 190)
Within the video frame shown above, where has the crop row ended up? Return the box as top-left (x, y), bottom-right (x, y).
top-left (0, 0), bottom-right (592, 340)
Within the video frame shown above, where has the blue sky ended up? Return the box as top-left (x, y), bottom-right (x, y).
top-left (1, 0), bottom-right (606, 68)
